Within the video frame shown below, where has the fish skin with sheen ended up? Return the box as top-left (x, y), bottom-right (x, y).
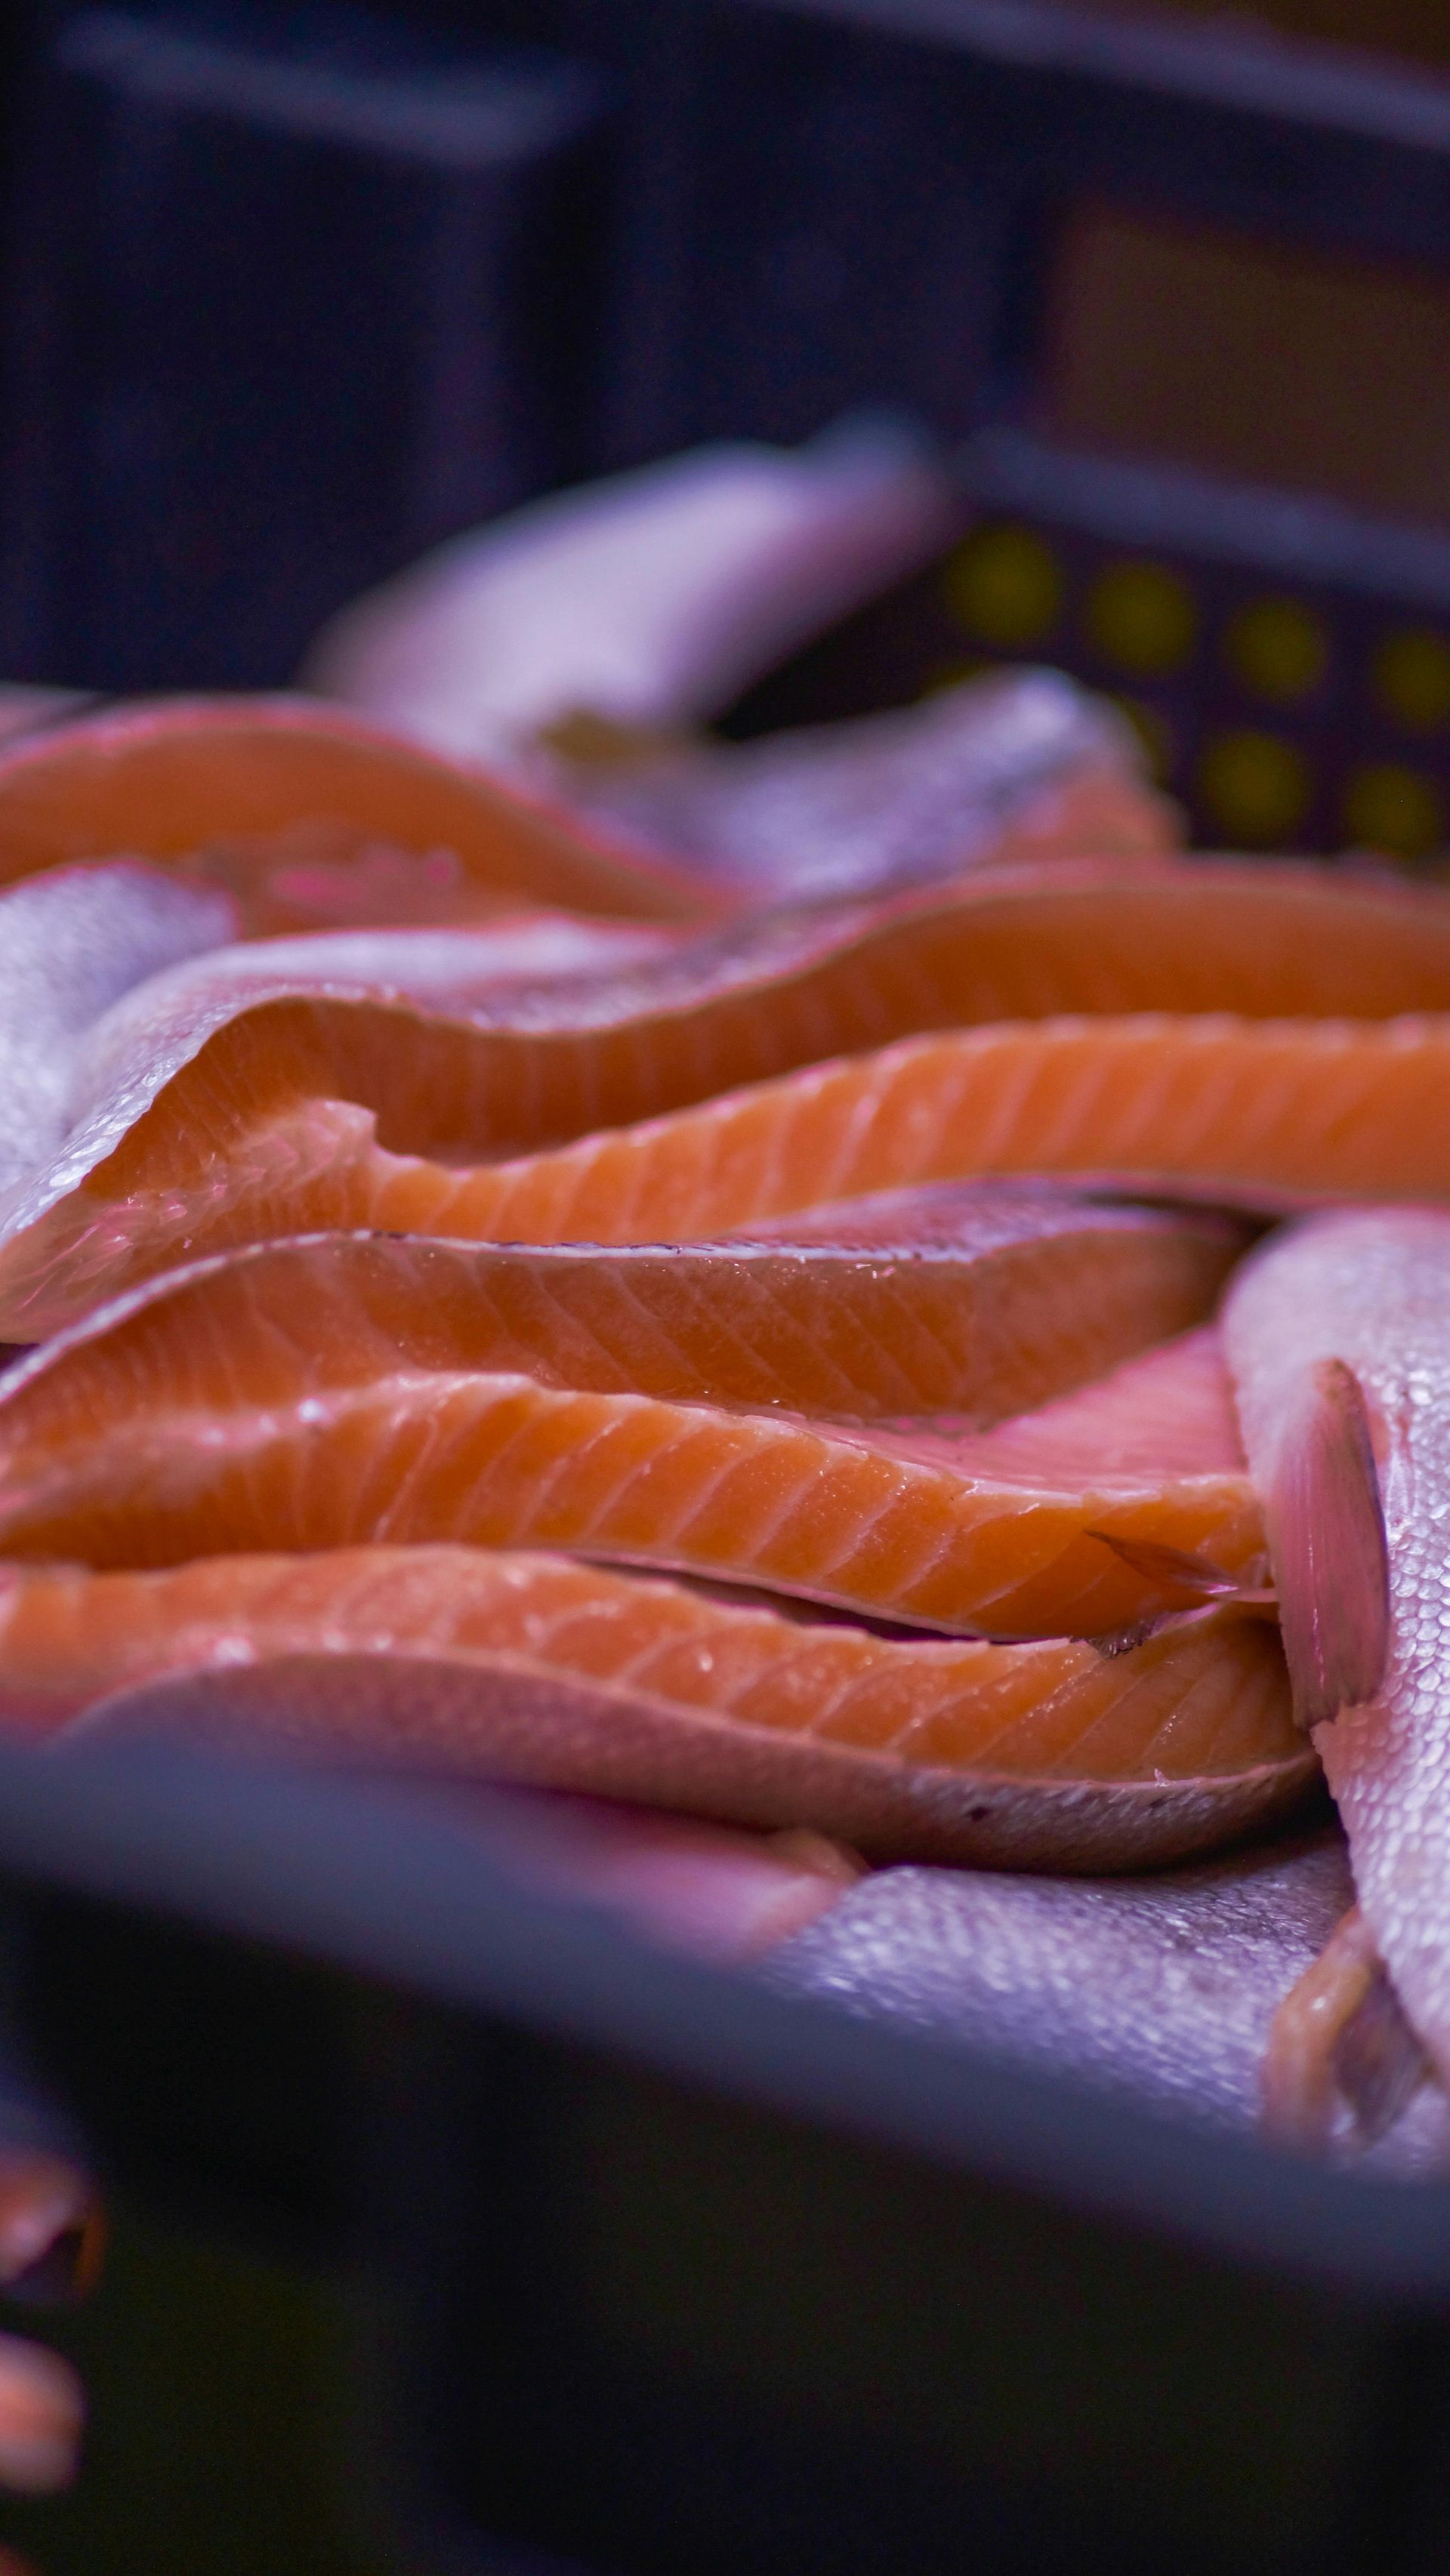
top-left (760, 1827), bottom-right (1450, 2173)
top-left (1223, 1206), bottom-right (1450, 2090)
top-left (554, 670), bottom-right (1171, 901)
top-left (23, 1550), bottom-right (1309, 1869)
top-left (0, 862), bottom-right (236, 1196)
top-left (0, 1236), bottom-right (1263, 1640)
top-left (5, 1001), bottom-right (1446, 1345)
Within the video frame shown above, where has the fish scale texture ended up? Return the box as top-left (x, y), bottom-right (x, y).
top-left (0, 864), bottom-right (234, 1196)
top-left (764, 1831), bottom-right (1356, 2129)
top-left (1226, 1208), bottom-right (1450, 2086)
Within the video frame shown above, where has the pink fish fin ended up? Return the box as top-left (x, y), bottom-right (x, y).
top-left (1270, 1357), bottom-right (1390, 1731)
top-left (1262, 1906), bottom-right (1429, 2149)
top-left (732, 1831), bottom-right (868, 1956)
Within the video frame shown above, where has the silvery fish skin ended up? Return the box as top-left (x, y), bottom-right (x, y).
top-left (764, 1828), bottom-right (1450, 2171)
top-left (1225, 1206), bottom-right (1450, 2102)
top-left (0, 862), bottom-right (236, 1197)
top-left (563, 669), bottom-right (1148, 901)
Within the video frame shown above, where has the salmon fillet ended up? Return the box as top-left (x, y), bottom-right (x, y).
top-left (15, 1549), bottom-right (1306, 1869)
top-left (2, 1010), bottom-right (1443, 1338)
top-left (4, 854), bottom-right (1446, 1330)
top-left (0, 1236), bottom-right (1262, 1636)
top-left (0, 697), bottom-right (712, 923)
top-left (0, 1184), bottom-right (1232, 1428)
top-left (62, 856), bottom-right (1450, 1156)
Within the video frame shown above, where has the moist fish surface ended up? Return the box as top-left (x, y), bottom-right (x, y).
top-left (0, 1182), bottom-right (1234, 1428)
top-left (0, 696), bottom-right (711, 923)
top-left (765, 1828), bottom-right (1356, 2131)
top-left (5, 1003), bottom-right (1442, 1344)
top-left (14, 1548), bottom-right (1307, 1868)
top-left (1225, 1206), bottom-right (1450, 2093)
top-left (3, 856), bottom-right (1448, 1333)
top-left (0, 863), bottom-right (236, 1194)
top-left (0, 1237), bottom-right (1263, 1639)
top-left (553, 670), bottom-right (1173, 899)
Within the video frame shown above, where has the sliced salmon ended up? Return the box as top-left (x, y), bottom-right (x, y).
top-left (8, 1548), bottom-right (1309, 1869)
top-left (0, 1234), bottom-right (1263, 1636)
top-left (0, 1184), bottom-right (1235, 1428)
top-left (896, 1323), bottom-right (1245, 1486)
top-left (7, 855), bottom-right (1450, 1336)
top-left (1224, 1206), bottom-right (1450, 2090)
top-left (4, 1006), bottom-right (1446, 1339)
top-left (57, 855), bottom-right (1450, 1167)
top-left (0, 697), bottom-right (713, 923)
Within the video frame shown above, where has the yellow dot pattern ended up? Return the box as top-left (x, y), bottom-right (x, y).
top-left (1199, 730), bottom-right (1311, 846)
top-left (1224, 597), bottom-right (1327, 704)
top-left (1344, 763), bottom-right (1444, 858)
top-left (1374, 630), bottom-right (1450, 734)
top-left (942, 525), bottom-right (1060, 649)
top-left (1085, 561), bottom-right (1196, 676)
top-left (934, 519), bottom-right (1450, 854)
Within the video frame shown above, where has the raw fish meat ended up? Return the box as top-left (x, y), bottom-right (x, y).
top-left (1224, 1207), bottom-right (1450, 2094)
top-left (302, 427), bottom-right (960, 757)
top-left (0, 698), bottom-right (711, 924)
top-left (0, 1182), bottom-right (1239, 1427)
top-left (0, 863), bottom-right (234, 1194)
top-left (16, 1548), bottom-right (1307, 1869)
top-left (0, 1234), bottom-right (1264, 1639)
top-left (0, 874), bottom-right (663, 1220)
top-left (912, 1325), bottom-right (1244, 1487)
top-left (0, 1010), bottom-right (1433, 1345)
top-left (8, 861), bottom-right (1450, 1333)
top-left (548, 670), bottom-right (1171, 901)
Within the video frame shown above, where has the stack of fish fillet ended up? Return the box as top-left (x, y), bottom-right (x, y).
top-left (6, 623), bottom-right (1450, 2161)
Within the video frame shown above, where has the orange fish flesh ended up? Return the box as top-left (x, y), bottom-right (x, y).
top-left (5, 1009), bottom-right (1448, 1339)
top-left (0, 1237), bottom-right (1263, 1638)
top-left (0, 1182), bottom-right (1234, 1428)
top-left (0, 696), bottom-right (714, 923)
top-left (7, 1548), bottom-right (1307, 1869)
